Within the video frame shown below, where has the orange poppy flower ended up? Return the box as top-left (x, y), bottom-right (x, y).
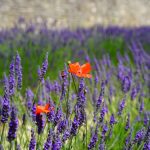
top-left (35, 103), bottom-right (54, 115)
top-left (68, 62), bottom-right (92, 78)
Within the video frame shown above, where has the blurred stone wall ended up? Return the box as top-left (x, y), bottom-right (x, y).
top-left (0, 0), bottom-right (150, 28)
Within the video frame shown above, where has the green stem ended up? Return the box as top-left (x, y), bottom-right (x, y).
top-left (36, 135), bottom-right (40, 150)
top-left (0, 123), bottom-right (5, 144)
top-left (68, 136), bottom-right (73, 150)
top-left (33, 82), bottom-right (41, 104)
top-left (9, 141), bottom-right (12, 150)
top-left (86, 119), bottom-right (88, 149)
top-left (71, 74), bottom-right (78, 95)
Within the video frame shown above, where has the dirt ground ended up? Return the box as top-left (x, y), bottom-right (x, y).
top-left (0, 0), bottom-right (150, 29)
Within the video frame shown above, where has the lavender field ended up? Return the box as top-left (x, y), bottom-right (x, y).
top-left (0, 22), bottom-right (150, 150)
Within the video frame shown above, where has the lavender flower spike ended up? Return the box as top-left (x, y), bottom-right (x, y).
top-left (39, 52), bottom-right (48, 81)
top-left (3, 73), bottom-right (9, 97)
top-left (29, 129), bottom-right (36, 150)
top-left (118, 97), bottom-right (126, 116)
top-left (7, 106), bottom-right (19, 142)
top-left (125, 113), bottom-right (130, 131)
top-left (134, 128), bottom-right (145, 143)
top-left (62, 129), bottom-right (70, 142)
top-left (109, 114), bottom-right (116, 126)
top-left (36, 114), bottom-right (45, 134)
top-left (88, 128), bottom-right (98, 150)
top-left (96, 80), bottom-right (105, 110)
top-left (52, 134), bottom-right (62, 150)
top-left (9, 59), bottom-right (15, 96)
top-left (15, 52), bottom-right (22, 89)
top-left (70, 117), bottom-right (79, 136)
top-left (122, 76), bottom-right (131, 93)
top-left (44, 129), bottom-right (53, 150)
top-left (1, 95), bottom-right (10, 123)
top-left (26, 88), bottom-right (34, 111)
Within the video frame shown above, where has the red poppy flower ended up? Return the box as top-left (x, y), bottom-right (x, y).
top-left (68, 62), bottom-right (92, 78)
top-left (35, 103), bottom-right (54, 115)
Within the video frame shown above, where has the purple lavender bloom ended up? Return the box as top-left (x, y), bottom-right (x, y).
top-left (15, 52), bottom-right (21, 76)
top-left (54, 81), bottom-right (61, 94)
top-left (88, 129), bottom-right (98, 150)
top-left (122, 76), bottom-right (131, 93)
top-left (125, 114), bottom-right (130, 131)
top-left (139, 100), bottom-right (144, 113)
top-left (52, 134), bottom-right (62, 150)
top-left (3, 73), bottom-right (9, 97)
top-left (38, 66), bottom-right (42, 81)
top-left (109, 114), bottom-right (116, 126)
top-left (60, 70), bottom-right (68, 101)
top-left (47, 108), bottom-right (55, 123)
top-left (1, 95), bottom-right (10, 123)
top-left (0, 96), bottom-right (2, 116)
top-left (62, 129), bottom-right (70, 142)
top-left (39, 53), bottom-right (48, 81)
top-left (29, 129), bottom-right (36, 150)
top-left (78, 110), bottom-right (86, 126)
top-left (144, 113), bottom-right (149, 126)
top-left (36, 114), bottom-right (45, 134)
top-left (124, 130), bottom-right (132, 149)
top-left (109, 84), bottom-right (115, 97)
top-left (118, 97), bottom-right (126, 116)
top-left (131, 86), bottom-right (137, 100)
top-left (70, 117), bottom-right (79, 136)
top-left (100, 104), bottom-right (107, 123)
top-left (96, 80), bottom-right (105, 110)
top-left (15, 52), bottom-right (22, 89)
top-left (117, 63), bottom-right (124, 81)
top-left (7, 106), bottom-right (18, 142)
top-left (134, 128), bottom-right (145, 143)
top-left (72, 93), bottom-right (76, 101)
top-left (31, 104), bottom-right (36, 122)
top-left (9, 59), bottom-right (15, 96)
top-left (44, 129), bottom-right (53, 150)
top-left (26, 88), bottom-right (34, 110)
top-left (54, 107), bottom-right (63, 126)
top-left (94, 74), bottom-right (99, 87)
top-left (143, 141), bottom-right (150, 150)
top-left (101, 123), bottom-right (108, 137)
top-left (79, 90), bottom-right (87, 109)
top-left (98, 139), bottom-right (105, 150)
top-left (57, 119), bottom-right (67, 133)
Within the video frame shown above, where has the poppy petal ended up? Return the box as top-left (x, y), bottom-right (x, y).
top-left (68, 62), bottom-right (81, 74)
top-left (45, 103), bottom-right (50, 110)
top-left (81, 63), bottom-right (91, 74)
top-left (81, 74), bottom-right (92, 78)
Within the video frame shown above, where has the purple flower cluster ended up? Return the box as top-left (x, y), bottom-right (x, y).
top-left (44, 129), bottom-right (53, 150)
top-left (9, 59), bottom-right (15, 96)
top-left (1, 95), bottom-right (10, 123)
top-left (7, 106), bottom-right (18, 142)
top-left (0, 28), bottom-right (149, 150)
top-left (88, 128), bottom-right (98, 150)
top-left (96, 80), bottom-right (105, 110)
top-left (52, 134), bottom-right (62, 150)
top-left (15, 52), bottom-right (22, 89)
top-left (29, 129), bottom-right (36, 150)
top-left (36, 114), bottom-right (45, 134)
top-left (118, 97), bottom-right (126, 116)
top-left (38, 53), bottom-right (48, 82)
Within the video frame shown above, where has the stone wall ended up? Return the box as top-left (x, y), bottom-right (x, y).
top-left (0, 0), bottom-right (150, 28)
